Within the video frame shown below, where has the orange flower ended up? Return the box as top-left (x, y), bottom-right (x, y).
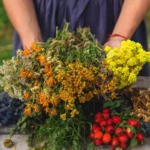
top-left (34, 81), bottom-right (40, 86)
top-left (46, 77), bottom-right (56, 86)
top-left (45, 71), bottom-right (52, 78)
top-left (23, 49), bottom-right (30, 56)
top-left (37, 55), bottom-right (45, 64)
top-left (26, 103), bottom-right (32, 108)
top-left (27, 72), bottom-right (33, 78)
top-left (45, 107), bottom-right (50, 114)
top-left (108, 81), bottom-right (116, 89)
top-left (33, 105), bottom-right (39, 113)
top-left (38, 92), bottom-right (49, 105)
top-left (43, 101), bottom-right (49, 107)
top-left (44, 68), bottom-right (49, 73)
top-left (44, 62), bottom-right (50, 68)
top-left (30, 42), bottom-right (41, 53)
top-left (24, 92), bottom-right (30, 100)
top-left (50, 108), bottom-right (57, 116)
top-left (19, 69), bottom-right (28, 78)
top-left (24, 108), bottom-right (31, 116)
top-left (38, 98), bottom-right (43, 105)
top-left (20, 68), bottom-right (24, 72)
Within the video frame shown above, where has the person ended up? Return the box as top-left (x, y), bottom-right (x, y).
top-left (2, 0), bottom-right (150, 76)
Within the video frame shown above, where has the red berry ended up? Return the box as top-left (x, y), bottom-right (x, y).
top-left (105, 125), bottom-right (115, 134)
top-left (115, 128), bottom-right (123, 136)
top-left (102, 133), bottom-right (112, 144)
top-left (95, 112), bottom-right (103, 123)
top-left (93, 127), bottom-right (101, 133)
top-left (94, 131), bottom-right (103, 139)
top-left (136, 133), bottom-right (144, 142)
top-left (111, 137), bottom-right (119, 147)
top-left (94, 139), bottom-right (103, 146)
top-left (92, 124), bottom-right (99, 131)
top-left (137, 121), bottom-right (141, 128)
top-left (120, 142), bottom-right (127, 149)
top-left (103, 108), bottom-right (110, 114)
top-left (118, 134), bottom-right (128, 143)
top-left (112, 115), bottom-right (121, 125)
top-left (128, 119), bottom-right (138, 127)
top-left (102, 113), bottom-right (110, 120)
top-left (107, 119), bottom-right (113, 125)
top-left (99, 120), bottom-right (107, 128)
top-left (89, 133), bottom-right (94, 139)
top-left (125, 128), bottom-right (134, 139)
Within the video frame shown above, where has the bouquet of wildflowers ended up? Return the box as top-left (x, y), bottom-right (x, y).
top-left (0, 23), bottom-right (150, 149)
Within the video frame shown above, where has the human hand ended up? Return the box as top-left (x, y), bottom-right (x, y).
top-left (21, 33), bottom-right (43, 49)
top-left (104, 37), bottom-right (125, 49)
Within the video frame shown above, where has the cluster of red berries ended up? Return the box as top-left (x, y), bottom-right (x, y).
top-left (89, 108), bottom-right (144, 150)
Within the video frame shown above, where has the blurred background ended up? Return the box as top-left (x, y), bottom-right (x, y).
top-left (0, 1), bottom-right (150, 66)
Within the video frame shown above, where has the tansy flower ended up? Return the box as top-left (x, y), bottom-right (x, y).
top-left (60, 113), bottom-right (66, 121)
top-left (50, 108), bottom-right (57, 116)
top-left (70, 109), bottom-right (79, 118)
top-left (45, 107), bottom-right (50, 114)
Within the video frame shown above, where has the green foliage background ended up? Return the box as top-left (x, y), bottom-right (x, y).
top-left (0, 1), bottom-right (13, 65)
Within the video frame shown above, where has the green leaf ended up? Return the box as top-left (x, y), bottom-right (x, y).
top-left (130, 126), bottom-right (137, 134)
top-left (21, 122), bottom-right (27, 129)
top-left (112, 101), bottom-right (120, 108)
top-left (10, 126), bottom-right (18, 137)
top-left (130, 137), bottom-right (138, 148)
top-left (103, 100), bottom-right (120, 109)
top-left (103, 101), bottom-right (114, 108)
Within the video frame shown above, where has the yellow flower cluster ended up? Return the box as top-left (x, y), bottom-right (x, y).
top-left (55, 61), bottom-right (116, 118)
top-left (104, 40), bottom-right (150, 89)
top-left (56, 62), bottom-right (96, 103)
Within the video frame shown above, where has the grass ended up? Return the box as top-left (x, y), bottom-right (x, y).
top-left (0, 25), bottom-right (13, 65)
top-left (0, 1), bottom-right (13, 65)
top-left (146, 11), bottom-right (150, 44)
top-left (0, 50), bottom-right (12, 65)
top-left (0, 32), bottom-right (12, 65)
